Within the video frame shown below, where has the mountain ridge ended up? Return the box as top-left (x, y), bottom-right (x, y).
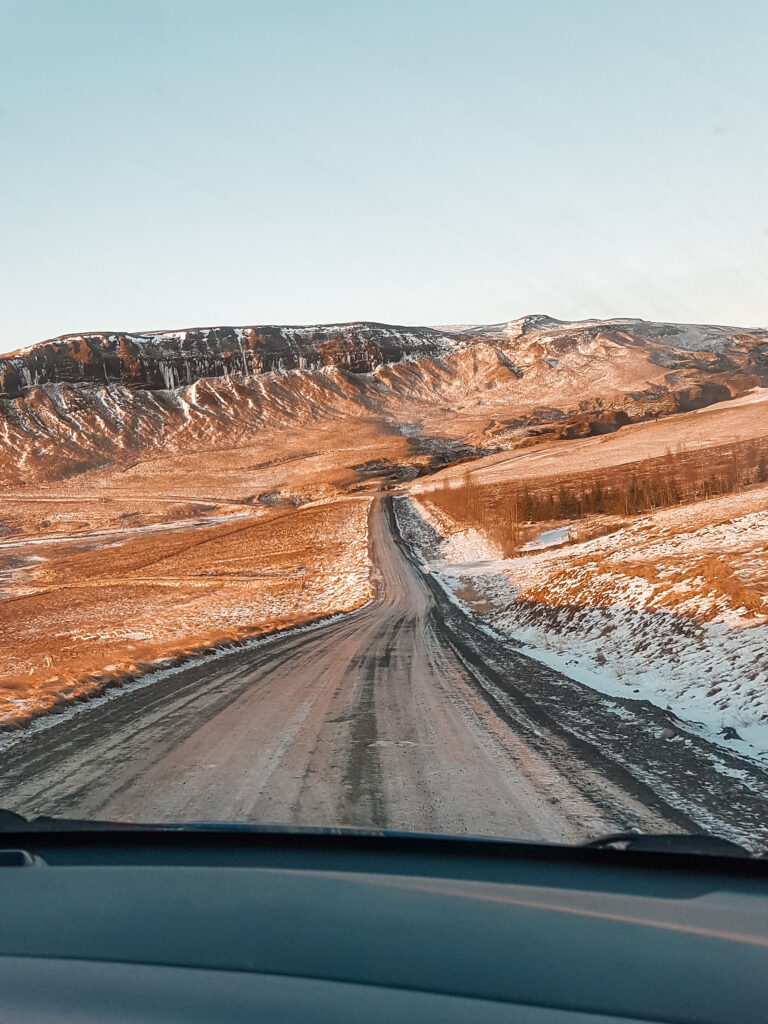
top-left (1, 315), bottom-right (766, 486)
top-left (2, 315), bottom-right (767, 400)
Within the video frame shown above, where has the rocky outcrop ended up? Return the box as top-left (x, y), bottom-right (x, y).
top-left (0, 323), bottom-right (459, 398)
top-left (461, 317), bottom-right (768, 383)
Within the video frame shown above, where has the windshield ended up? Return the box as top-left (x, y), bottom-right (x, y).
top-left (0, 0), bottom-right (766, 854)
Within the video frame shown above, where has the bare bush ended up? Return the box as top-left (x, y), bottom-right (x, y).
top-left (426, 436), bottom-right (768, 554)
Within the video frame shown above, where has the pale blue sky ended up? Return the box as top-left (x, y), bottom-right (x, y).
top-left (1, 0), bottom-right (766, 352)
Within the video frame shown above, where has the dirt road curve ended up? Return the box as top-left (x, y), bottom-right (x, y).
top-left (0, 499), bottom-right (691, 841)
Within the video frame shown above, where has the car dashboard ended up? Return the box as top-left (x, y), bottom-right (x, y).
top-left (0, 828), bottom-right (766, 1023)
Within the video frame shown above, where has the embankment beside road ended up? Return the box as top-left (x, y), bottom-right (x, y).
top-left (396, 490), bottom-right (768, 760)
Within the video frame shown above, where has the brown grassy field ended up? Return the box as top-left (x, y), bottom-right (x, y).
top-left (407, 391), bottom-right (768, 707)
top-left (0, 412), bottom-right (429, 727)
top-left (416, 389), bottom-right (768, 490)
top-left (415, 390), bottom-right (768, 554)
top-left (3, 369), bottom-right (767, 732)
top-left (0, 497), bottom-right (373, 728)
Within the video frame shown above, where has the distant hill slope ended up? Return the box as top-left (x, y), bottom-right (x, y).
top-left (2, 316), bottom-right (767, 398)
top-left (1, 316), bottom-right (766, 486)
top-left (454, 314), bottom-right (768, 355)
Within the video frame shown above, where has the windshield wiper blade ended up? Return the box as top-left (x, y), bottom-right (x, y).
top-left (581, 831), bottom-right (756, 858)
top-left (0, 809), bottom-right (115, 832)
top-left (0, 810), bottom-right (31, 830)
top-left (1, 809), bottom-right (762, 859)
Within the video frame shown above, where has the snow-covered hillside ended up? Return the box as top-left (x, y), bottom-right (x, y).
top-left (460, 315), bottom-right (768, 354)
top-left (2, 314), bottom-right (767, 400)
top-left (397, 489), bottom-right (768, 762)
top-left (2, 312), bottom-right (765, 488)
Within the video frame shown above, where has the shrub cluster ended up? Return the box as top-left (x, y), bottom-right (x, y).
top-left (428, 436), bottom-right (768, 553)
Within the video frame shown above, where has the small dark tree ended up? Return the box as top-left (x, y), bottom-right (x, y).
top-left (560, 491), bottom-right (570, 518)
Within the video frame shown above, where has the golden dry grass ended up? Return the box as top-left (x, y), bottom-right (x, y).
top-left (0, 412), bottom-right (424, 727)
top-left (0, 497), bottom-right (373, 726)
top-left (416, 389), bottom-right (768, 491)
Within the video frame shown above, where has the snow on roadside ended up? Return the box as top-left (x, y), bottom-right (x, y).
top-left (403, 497), bottom-right (505, 563)
top-left (396, 493), bottom-right (768, 762)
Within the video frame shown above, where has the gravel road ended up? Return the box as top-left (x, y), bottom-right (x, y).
top-left (0, 498), bottom-right (759, 844)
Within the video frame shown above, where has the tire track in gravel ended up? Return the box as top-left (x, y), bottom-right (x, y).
top-left (0, 497), bottom-right (699, 843)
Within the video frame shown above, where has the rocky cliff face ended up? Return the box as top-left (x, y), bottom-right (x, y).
top-left (0, 323), bottom-right (458, 398)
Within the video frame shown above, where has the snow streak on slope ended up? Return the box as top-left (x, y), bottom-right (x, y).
top-left (459, 315), bottom-right (768, 354)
